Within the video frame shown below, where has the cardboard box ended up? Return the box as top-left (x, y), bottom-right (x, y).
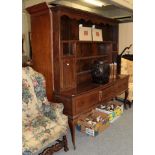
top-left (96, 101), bottom-right (123, 123)
top-left (76, 110), bottom-right (109, 136)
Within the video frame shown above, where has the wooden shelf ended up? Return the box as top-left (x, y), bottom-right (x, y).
top-left (61, 40), bottom-right (113, 44)
top-left (77, 55), bottom-right (108, 60)
top-left (77, 58), bottom-right (109, 75)
top-left (62, 55), bottom-right (75, 59)
top-left (77, 70), bottom-right (91, 75)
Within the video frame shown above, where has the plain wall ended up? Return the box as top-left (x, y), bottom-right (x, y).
top-left (119, 22), bottom-right (133, 54)
top-left (22, 11), bottom-right (31, 58)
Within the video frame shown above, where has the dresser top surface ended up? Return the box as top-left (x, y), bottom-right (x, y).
top-left (56, 74), bottom-right (129, 97)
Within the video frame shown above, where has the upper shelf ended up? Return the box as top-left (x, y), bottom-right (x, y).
top-left (61, 40), bottom-right (113, 44)
top-left (77, 55), bottom-right (108, 60)
top-left (51, 5), bottom-right (119, 25)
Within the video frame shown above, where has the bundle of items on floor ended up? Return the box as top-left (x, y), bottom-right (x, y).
top-left (76, 100), bottom-right (123, 136)
top-left (76, 110), bottom-right (109, 136)
top-left (96, 100), bottom-right (124, 123)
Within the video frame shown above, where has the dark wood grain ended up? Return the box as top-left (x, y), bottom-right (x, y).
top-left (54, 75), bottom-right (129, 148)
top-left (27, 3), bottom-right (54, 101)
top-left (27, 3), bottom-right (121, 149)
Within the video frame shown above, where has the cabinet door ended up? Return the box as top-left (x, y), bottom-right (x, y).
top-left (61, 58), bottom-right (76, 90)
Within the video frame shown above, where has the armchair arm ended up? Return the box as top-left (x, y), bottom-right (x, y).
top-left (51, 103), bottom-right (68, 126)
top-left (42, 102), bottom-right (68, 128)
top-left (50, 102), bottom-right (64, 116)
top-left (50, 103), bottom-right (68, 127)
top-left (42, 102), bottom-right (65, 120)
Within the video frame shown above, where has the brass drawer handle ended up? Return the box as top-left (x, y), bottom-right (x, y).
top-left (99, 91), bottom-right (102, 101)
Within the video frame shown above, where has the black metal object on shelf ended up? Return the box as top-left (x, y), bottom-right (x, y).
top-left (91, 60), bottom-right (110, 84)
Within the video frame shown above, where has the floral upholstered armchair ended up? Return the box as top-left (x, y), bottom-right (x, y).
top-left (22, 67), bottom-right (69, 155)
top-left (121, 57), bottom-right (133, 101)
top-left (118, 57), bottom-right (133, 108)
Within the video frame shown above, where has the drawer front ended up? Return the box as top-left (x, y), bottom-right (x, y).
top-left (101, 86), bottom-right (114, 101)
top-left (114, 78), bottom-right (128, 94)
top-left (75, 91), bottom-right (99, 114)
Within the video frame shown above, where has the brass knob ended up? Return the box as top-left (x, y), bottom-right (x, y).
top-left (99, 91), bottom-right (102, 101)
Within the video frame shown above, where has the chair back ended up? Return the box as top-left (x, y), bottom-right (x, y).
top-left (22, 67), bottom-right (48, 125)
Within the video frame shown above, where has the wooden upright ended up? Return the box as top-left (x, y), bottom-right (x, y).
top-left (27, 3), bottom-right (54, 101)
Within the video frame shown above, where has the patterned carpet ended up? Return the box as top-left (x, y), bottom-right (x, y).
top-left (56, 106), bottom-right (133, 155)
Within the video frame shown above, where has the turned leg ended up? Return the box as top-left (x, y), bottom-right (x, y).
top-left (124, 89), bottom-right (129, 110)
top-left (63, 135), bottom-right (69, 152)
top-left (68, 119), bottom-right (76, 150)
top-left (128, 100), bottom-right (133, 108)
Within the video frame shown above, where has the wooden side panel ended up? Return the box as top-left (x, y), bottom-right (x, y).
top-left (52, 11), bottom-right (61, 93)
top-left (28, 6), bottom-right (53, 101)
top-left (61, 58), bottom-right (76, 90)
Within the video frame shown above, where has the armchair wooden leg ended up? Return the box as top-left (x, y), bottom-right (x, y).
top-left (39, 135), bottom-right (69, 155)
top-left (128, 100), bottom-right (133, 108)
top-left (63, 135), bottom-right (69, 152)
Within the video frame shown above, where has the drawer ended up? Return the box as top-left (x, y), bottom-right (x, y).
top-left (75, 91), bottom-right (99, 114)
top-left (114, 78), bottom-right (128, 94)
top-left (101, 86), bottom-right (114, 101)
